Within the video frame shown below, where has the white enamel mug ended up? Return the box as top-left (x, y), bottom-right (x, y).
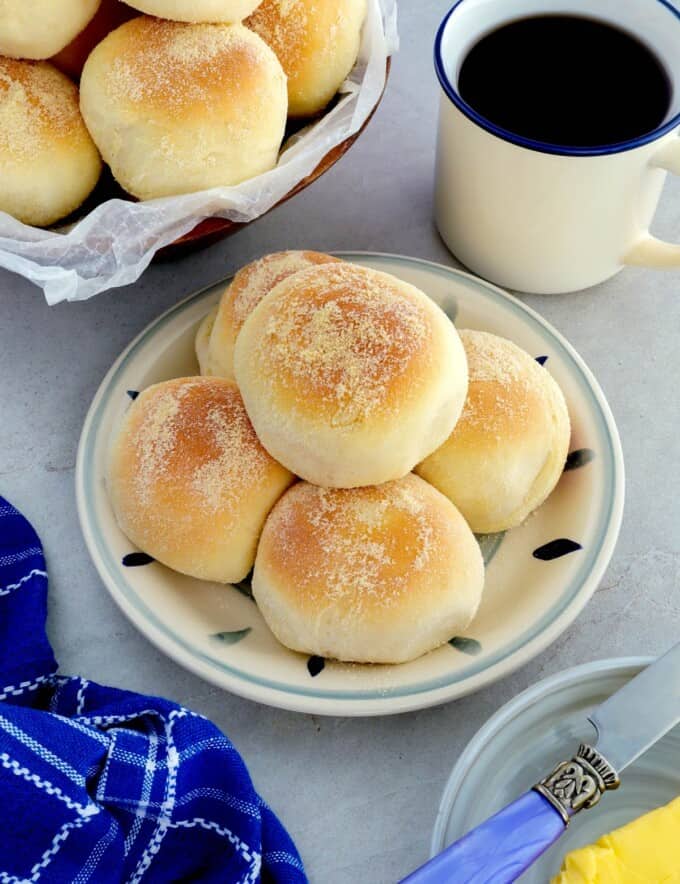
top-left (434, 0), bottom-right (680, 293)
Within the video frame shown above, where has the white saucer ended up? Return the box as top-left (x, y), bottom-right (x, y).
top-left (75, 253), bottom-right (624, 716)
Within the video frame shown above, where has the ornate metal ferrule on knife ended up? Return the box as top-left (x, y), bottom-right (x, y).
top-left (534, 743), bottom-right (620, 825)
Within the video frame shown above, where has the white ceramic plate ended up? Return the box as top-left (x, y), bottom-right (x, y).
top-left (75, 253), bottom-right (624, 716)
top-left (430, 658), bottom-right (680, 882)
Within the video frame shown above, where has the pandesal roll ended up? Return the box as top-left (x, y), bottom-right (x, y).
top-left (0, 0), bottom-right (101, 60)
top-left (234, 263), bottom-right (468, 488)
top-left (123, 0), bottom-right (263, 22)
top-left (195, 306), bottom-right (218, 375)
top-left (107, 377), bottom-right (294, 583)
top-left (253, 474), bottom-right (485, 664)
top-left (52, 0), bottom-right (138, 81)
top-left (79, 18), bottom-right (287, 200)
top-left (416, 330), bottom-right (571, 533)
top-left (0, 59), bottom-right (102, 227)
top-left (246, 0), bottom-right (367, 117)
top-left (204, 250), bottom-right (341, 379)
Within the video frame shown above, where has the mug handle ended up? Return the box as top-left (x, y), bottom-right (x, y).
top-left (624, 139), bottom-right (680, 268)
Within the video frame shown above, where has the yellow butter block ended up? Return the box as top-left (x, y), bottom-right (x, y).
top-left (551, 796), bottom-right (680, 884)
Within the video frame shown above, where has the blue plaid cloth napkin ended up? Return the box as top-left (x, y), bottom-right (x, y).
top-left (0, 497), bottom-right (307, 883)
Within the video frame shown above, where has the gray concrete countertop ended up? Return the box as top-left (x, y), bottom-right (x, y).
top-left (2, 3), bottom-right (680, 881)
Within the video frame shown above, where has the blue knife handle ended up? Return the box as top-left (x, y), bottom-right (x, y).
top-left (400, 790), bottom-right (566, 884)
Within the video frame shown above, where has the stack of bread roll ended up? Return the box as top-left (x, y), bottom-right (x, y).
top-left (0, 0), bottom-right (367, 226)
top-left (107, 252), bottom-right (571, 665)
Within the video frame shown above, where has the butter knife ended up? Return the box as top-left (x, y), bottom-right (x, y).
top-left (401, 642), bottom-right (680, 883)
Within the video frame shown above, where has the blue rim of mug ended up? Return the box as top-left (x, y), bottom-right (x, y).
top-left (434, 0), bottom-right (680, 157)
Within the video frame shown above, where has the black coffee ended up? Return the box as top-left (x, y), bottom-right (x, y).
top-left (457, 15), bottom-right (671, 148)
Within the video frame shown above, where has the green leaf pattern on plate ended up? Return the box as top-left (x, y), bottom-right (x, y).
top-left (231, 575), bottom-right (254, 599)
top-left (212, 628), bottom-right (252, 645)
top-left (441, 294), bottom-right (458, 324)
top-left (476, 531), bottom-right (505, 566)
top-left (449, 636), bottom-right (482, 656)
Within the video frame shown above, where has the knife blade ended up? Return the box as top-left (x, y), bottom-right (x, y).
top-left (400, 642), bottom-right (680, 884)
top-left (589, 641), bottom-right (680, 773)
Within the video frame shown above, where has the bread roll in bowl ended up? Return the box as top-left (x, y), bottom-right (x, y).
top-left (0, 59), bottom-right (102, 227)
top-left (0, 0), bottom-right (101, 59)
top-left (107, 377), bottom-right (295, 583)
top-left (124, 0), bottom-right (262, 22)
top-left (205, 250), bottom-right (341, 379)
top-left (79, 18), bottom-right (287, 200)
top-left (416, 330), bottom-right (571, 533)
top-left (52, 0), bottom-right (138, 81)
top-left (234, 263), bottom-right (469, 488)
top-left (253, 475), bottom-right (485, 664)
top-left (246, 0), bottom-right (367, 117)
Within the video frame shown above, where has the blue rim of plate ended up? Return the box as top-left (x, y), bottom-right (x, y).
top-left (76, 253), bottom-right (624, 710)
top-left (430, 656), bottom-right (653, 855)
top-left (434, 0), bottom-right (680, 157)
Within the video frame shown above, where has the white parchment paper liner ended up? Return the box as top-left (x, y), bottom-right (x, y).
top-left (0, 0), bottom-right (398, 304)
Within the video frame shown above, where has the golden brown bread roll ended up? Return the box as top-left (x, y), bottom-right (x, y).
top-left (246, 0), bottom-right (367, 117)
top-left (253, 474), bottom-right (485, 663)
top-left (107, 377), bottom-right (295, 583)
top-left (79, 18), bottom-right (287, 200)
top-left (416, 330), bottom-right (571, 533)
top-left (123, 0), bottom-right (263, 22)
top-left (0, 59), bottom-right (102, 226)
top-left (203, 250), bottom-right (341, 379)
top-left (51, 0), bottom-right (137, 81)
top-left (195, 306), bottom-right (217, 375)
top-left (234, 263), bottom-right (469, 488)
top-left (0, 0), bottom-right (101, 59)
